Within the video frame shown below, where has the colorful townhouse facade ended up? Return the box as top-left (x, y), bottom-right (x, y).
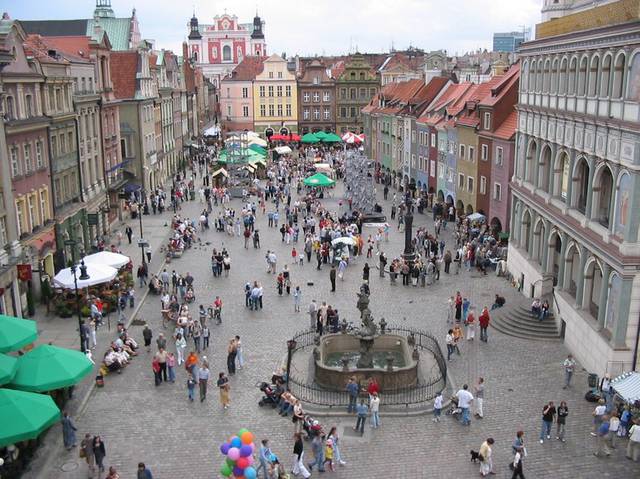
top-left (253, 54), bottom-right (298, 135)
top-left (219, 56), bottom-right (265, 132)
top-left (297, 59), bottom-right (336, 134)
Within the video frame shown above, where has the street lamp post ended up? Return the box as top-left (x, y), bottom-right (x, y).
top-left (136, 201), bottom-right (148, 266)
top-left (70, 260), bottom-right (90, 354)
top-left (285, 338), bottom-right (297, 390)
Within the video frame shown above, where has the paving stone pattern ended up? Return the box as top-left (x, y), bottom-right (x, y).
top-left (24, 179), bottom-right (639, 479)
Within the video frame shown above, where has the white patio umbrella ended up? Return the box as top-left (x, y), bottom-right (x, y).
top-left (248, 137), bottom-right (268, 147)
top-left (82, 251), bottom-right (130, 269)
top-left (53, 263), bottom-right (118, 289)
top-left (331, 237), bottom-right (357, 247)
top-left (275, 145), bottom-right (292, 154)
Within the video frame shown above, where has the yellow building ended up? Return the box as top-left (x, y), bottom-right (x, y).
top-left (253, 54), bottom-right (298, 134)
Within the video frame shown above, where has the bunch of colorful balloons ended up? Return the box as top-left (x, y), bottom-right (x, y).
top-left (219, 429), bottom-right (257, 479)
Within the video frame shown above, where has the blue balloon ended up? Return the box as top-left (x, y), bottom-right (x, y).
top-left (244, 466), bottom-right (257, 479)
top-left (232, 466), bottom-right (244, 477)
top-left (220, 443), bottom-right (231, 455)
top-left (240, 445), bottom-right (252, 457)
top-left (230, 436), bottom-right (242, 449)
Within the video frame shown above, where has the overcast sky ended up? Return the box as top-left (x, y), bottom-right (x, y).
top-left (6, 0), bottom-right (542, 56)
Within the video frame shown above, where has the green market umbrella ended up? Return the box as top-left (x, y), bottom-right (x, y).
top-left (301, 133), bottom-right (319, 144)
top-left (314, 131), bottom-right (328, 139)
top-left (303, 173), bottom-right (336, 187)
top-left (0, 315), bottom-right (37, 353)
top-left (0, 353), bottom-right (17, 386)
top-left (249, 144), bottom-right (267, 155)
top-left (321, 132), bottom-right (343, 143)
top-left (0, 388), bottom-right (60, 447)
top-left (10, 344), bottom-right (92, 392)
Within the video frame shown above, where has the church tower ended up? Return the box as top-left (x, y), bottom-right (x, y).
top-left (94, 0), bottom-right (115, 19)
top-left (250, 11), bottom-right (266, 56)
top-left (188, 12), bottom-right (201, 40)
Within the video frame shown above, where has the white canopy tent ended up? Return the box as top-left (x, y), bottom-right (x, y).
top-left (274, 146), bottom-right (292, 155)
top-left (611, 371), bottom-right (640, 403)
top-left (53, 263), bottom-right (119, 289)
top-left (203, 126), bottom-right (220, 137)
top-left (82, 251), bottom-right (130, 269)
top-left (248, 137), bottom-right (268, 147)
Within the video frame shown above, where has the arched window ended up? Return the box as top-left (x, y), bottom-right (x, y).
top-left (626, 53), bottom-right (640, 101)
top-left (578, 56), bottom-right (588, 96)
top-left (573, 158), bottom-right (590, 214)
top-left (522, 61), bottom-right (529, 91)
top-left (222, 45), bottom-right (231, 62)
top-left (594, 165), bottom-right (614, 227)
top-left (543, 59), bottom-right (551, 92)
top-left (550, 58), bottom-right (559, 93)
top-left (5, 95), bottom-right (15, 119)
top-left (585, 259), bottom-right (603, 318)
top-left (605, 273), bottom-right (621, 333)
top-left (539, 145), bottom-right (552, 192)
top-left (588, 56), bottom-right (599, 97)
top-left (568, 57), bottom-right (577, 95)
top-left (559, 58), bottom-right (568, 94)
top-left (536, 60), bottom-right (543, 91)
top-left (600, 55), bottom-right (612, 97)
top-left (359, 72), bottom-right (365, 80)
top-left (612, 53), bottom-right (625, 99)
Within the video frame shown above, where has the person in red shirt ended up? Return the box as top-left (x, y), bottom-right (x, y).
top-left (479, 307), bottom-right (490, 343)
top-left (367, 377), bottom-right (380, 400)
top-left (455, 292), bottom-right (463, 322)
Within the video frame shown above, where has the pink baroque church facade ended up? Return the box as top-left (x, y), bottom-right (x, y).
top-left (186, 11), bottom-right (266, 88)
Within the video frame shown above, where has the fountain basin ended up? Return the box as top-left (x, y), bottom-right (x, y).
top-left (315, 333), bottom-right (418, 390)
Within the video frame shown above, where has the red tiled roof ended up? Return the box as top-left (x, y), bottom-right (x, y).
top-left (24, 34), bottom-right (70, 65)
top-left (110, 51), bottom-right (138, 99)
top-left (42, 35), bottom-right (91, 60)
top-left (479, 64), bottom-right (520, 107)
top-left (225, 55), bottom-right (265, 81)
top-left (330, 61), bottom-right (345, 79)
top-left (492, 110), bottom-right (518, 140)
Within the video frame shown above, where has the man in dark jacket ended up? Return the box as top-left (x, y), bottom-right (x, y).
top-left (329, 265), bottom-right (337, 292)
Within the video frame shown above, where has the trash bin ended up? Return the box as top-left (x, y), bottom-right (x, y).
top-left (588, 373), bottom-right (598, 389)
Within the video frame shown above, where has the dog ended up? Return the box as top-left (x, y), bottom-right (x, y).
top-left (470, 450), bottom-right (482, 463)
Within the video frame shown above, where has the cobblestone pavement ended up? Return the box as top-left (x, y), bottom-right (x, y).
top-left (24, 177), bottom-right (639, 479)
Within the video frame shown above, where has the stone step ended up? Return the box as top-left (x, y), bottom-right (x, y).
top-left (489, 304), bottom-right (561, 341)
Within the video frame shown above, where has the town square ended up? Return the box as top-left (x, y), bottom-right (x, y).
top-left (0, 1), bottom-right (640, 479)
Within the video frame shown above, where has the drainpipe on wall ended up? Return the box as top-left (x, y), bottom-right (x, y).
top-left (632, 312), bottom-right (640, 372)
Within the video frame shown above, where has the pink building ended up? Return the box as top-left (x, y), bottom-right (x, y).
top-left (187, 12), bottom-right (266, 88)
top-left (219, 56), bottom-right (265, 132)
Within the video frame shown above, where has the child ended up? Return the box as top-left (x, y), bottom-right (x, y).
top-left (291, 247), bottom-right (298, 265)
top-left (433, 391), bottom-right (443, 422)
top-left (166, 352), bottom-right (176, 383)
top-left (323, 438), bottom-right (334, 472)
top-left (187, 373), bottom-right (196, 401)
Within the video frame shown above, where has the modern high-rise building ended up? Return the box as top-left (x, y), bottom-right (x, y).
top-left (507, 0), bottom-right (640, 376)
top-left (492, 31), bottom-right (529, 52)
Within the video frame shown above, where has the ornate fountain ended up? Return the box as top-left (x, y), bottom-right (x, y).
top-left (314, 284), bottom-right (419, 390)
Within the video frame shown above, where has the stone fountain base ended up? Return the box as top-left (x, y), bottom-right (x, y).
top-left (314, 333), bottom-right (418, 391)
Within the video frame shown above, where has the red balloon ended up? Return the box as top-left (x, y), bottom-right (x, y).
top-left (236, 457), bottom-right (249, 469)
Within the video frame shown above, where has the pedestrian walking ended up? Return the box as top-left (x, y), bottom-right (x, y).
top-left (556, 401), bottom-right (568, 441)
top-left (329, 265), bottom-right (336, 292)
top-left (627, 420), bottom-right (640, 461)
top-left (307, 434), bottom-right (325, 473)
top-left (446, 329), bottom-right (455, 361)
top-left (257, 439), bottom-right (273, 479)
top-left (563, 354), bottom-right (576, 389)
top-left (308, 300), bottom-right (318, 330)
top-left (346, 376), bottom-right (359, 413)
top-left (166, 352), bottom-right (176, 383)
top-left (61, 411), bottom-right (77, 450)
top-left (474, 377), bottom-right (485, 419)
top-left (125, 226), bottom-right (133, 244)
top-left (198, 362), bottom-right (209, 402)
top-left (217, 372), bottom-right (231, 409)
top-left (137, 463), bottom-right (153, 479)
top-left (235, 335), bottom-right (244, 370)
top-left (539, 401), bottom-right (556, 443)
top-left (608, 413), bottom-right (620, 449)
top-left (327, 427), bottom-right (346, 466)
top-left (594, 415), bottom-right (611, 457)
top-left (479, 437), bottom-right (494, 476)
top-left (80, 434), bottom-right (95, 475)
top-left (433, 391), bottom-right (443, 422)
top-left (591, 399), bottom-right (607, 436)
top-left (370, 392), bottom-right (380, 428)
top-left (354, 399), bottom-right (368, 434)
top-left (293, 286), bottom-right (302, 312)
top-left (511, 446), bottom-right (525, 479)
top-left (479, 307), bottom-right (490, 342)
top-left (187, 373), bottom-right (196, 402)
top-left (227, 338), bottom-right (237, 375)
top-left (291, 433), bottom-right (311, 478)
top-left (456, 385), bottom-right (474, 426)
top-left (142, 325), bottom-right (152, 353)
top-left (175, 333), bottom-right (186, 365)
top-left (93, 436), bottom-right (106, 473)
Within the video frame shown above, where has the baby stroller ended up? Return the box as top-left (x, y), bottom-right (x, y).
top-left (446, 395), bottom-right (461, 417)
top-left (302, 414), bottom-right (324, 440)
top-left (257, 382), bottom-right (280, 408)
top-left (184, 286), bottom-right (196, 304)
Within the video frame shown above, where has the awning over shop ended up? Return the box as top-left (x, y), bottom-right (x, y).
top-left (211, 168), bottom-right (228, 178)
top-left (123, 183), bottom-right (141, 194)
top-left (611, 371), bottom-right (640, 403)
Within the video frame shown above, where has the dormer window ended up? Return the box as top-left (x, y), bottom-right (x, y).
top-left (483, 112), bottom-right (491, 130)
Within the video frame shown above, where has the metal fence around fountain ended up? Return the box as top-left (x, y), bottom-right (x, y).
top-left (287, 326), bottom-right (447, 408)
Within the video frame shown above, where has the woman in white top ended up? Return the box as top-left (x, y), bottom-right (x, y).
top-left (175, 333), bottom-right (187, 365)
